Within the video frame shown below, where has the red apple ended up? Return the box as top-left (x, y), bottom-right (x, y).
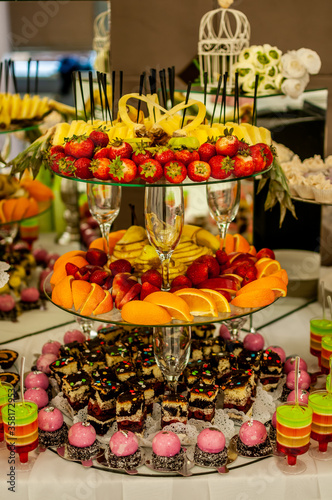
top-left (256, 248), bottom-right (275, 260)
top-left (109, 259), bottom-right (132, 276)
top-left (118, 282), bottom-right (142, 309)
top-left (141, 269), bottom-right (162, 289)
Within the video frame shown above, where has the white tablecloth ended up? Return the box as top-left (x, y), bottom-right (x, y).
top-left (1, 301), bottom-right (331, 500)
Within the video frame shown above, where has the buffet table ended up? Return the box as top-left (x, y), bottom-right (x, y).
top-left (1, 300), bottom-right (331, 500)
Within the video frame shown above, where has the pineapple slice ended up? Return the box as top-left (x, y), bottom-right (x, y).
top-left (258, 126), bottom-right (272, 145)
top-left (52, 123), bottom-right (71, 146)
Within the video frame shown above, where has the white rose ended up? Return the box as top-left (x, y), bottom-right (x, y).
top-left (274, 73), bottom-right (285, 91)
top-left (0, 261), bottom-right (10, 289)
top-left (258, 76), bottom-right (277, 94)
top-left (264, 64), bottom-right (280, 79)
top-left (297, 48), bottom-right (321, 75)
top-left (263, 44), bottom-right (282, 63)
top-left (281, 52), bottom-right (307, 79)
top-left (241, 74), bottom-right (260, 94)
top-left (233, 62), bottom-right (256, 82)
top-left (281, 78), bottom-right (306, 99)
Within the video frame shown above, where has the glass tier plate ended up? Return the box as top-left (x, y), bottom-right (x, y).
top-left (0, 199), bottom-right (52, 226)
top-left (52, 165), bottom-right (272, 188)
top-left (291, 196), bottom-right (332, 206)
top-left (44, 272), bottom-right (278, 328)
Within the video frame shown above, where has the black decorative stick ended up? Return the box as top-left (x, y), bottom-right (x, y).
top-left (119, 70), bottom-right (123, 99)
top-left (102, 73), bottom-right (112, 125)
top-left (5, 60), bottom-right (10, 94)
top-left (203, 71), bottom-right (208, 107)
top-left (0, 62), bottom-right (3, 93)
top-left (222, 71), bottom-right (228, 125)
top-left (97, 72), bottom-right (104, 121)
top-left (137, 72), bottom-right (145, 124)
top-left (181, 81), bottom-right (192, 128)
top-left (78, 71), bottom-right (87, 121)
top-left (233, 72), bottom-right (239, 123)
top-left (111, 70), bottom-right (115, 120)
top-left (210, 74), bottom-right (222, 126)
top-left (71, 71), bottom-right (78, 121)
top-left (88, 71), bottom-right (94, 124)
top-left (11, 61), bottom-right (18, 94)
top-left (27, 58), bottom-right (31, 94)
top-left (159, 69), bottom-right (167, 109)
top-left (35, 60), bottom-right (39, 95)
top-left (252, 73), bottom-right (259, 126)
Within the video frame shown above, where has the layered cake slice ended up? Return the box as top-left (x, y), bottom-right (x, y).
top-left (105, 345), bottom-right (131, 368)
top-left (49, 356), bottom-right (78, 387)
top-left (114, 361), bottom-right (136, 384)
top-left (80, 349), bottom-right (105, 373)
top-left (188, 382), bottom-right (219, 422)
top-left (131, 378), bottom-right (156, 414)
top-left (218, 368), bottom-right (256, 418)
top-left (259, 349), bottom-right (283, 391)
top-left (116, 389), bottom-right (146, 434)
top-left (161, 394), bottom-right (189, 428)
top-left (61, 370), bottom-right (92, 412)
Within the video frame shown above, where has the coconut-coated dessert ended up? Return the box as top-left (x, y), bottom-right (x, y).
top-left (237, 420), bottom-right (272, 457)
top-left (105, 431), bottom-right (142, 469)
top-left (67, 422), bottom-right (100, 461)
top-left (194, 428), bottom-right (228, 467)
top-left (152, 431), bottom-right (184, 471)
top-left (38, 407), bottom-right (68, 449)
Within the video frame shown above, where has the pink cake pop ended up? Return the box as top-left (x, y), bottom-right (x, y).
top-left (38, 407), bottom-right (63, 432)
top-left (243, 332), bottom-right (265, 351)
top-left (271, 411), bottom-right (277, 429)
top-left (68, 422), bottom-right (96, 448)
top-left (197, 428), bottom-right (226, 453)
top-left (63, 330), bottom-right (86, 344)
top-left (266, 346), bottom-right (286, 363)
top-left (25, 371), bottom-right (49, 390)
top-left (24, 387), bottom-right (49, 409)
top-left (219, 324), bottom-right (231, 340)
top-left (284, 356), bottom-right (307, 374)
top-left (21, 287), bottom-right (40, 303)
top-left (36, 353), bottom-right (58, 374)
top-left (239, 420), bottom-right (267, 447)
top-left (286, 370), bottom-right (311, 390)
top-left (152, 431), bottom-right (181, 457)
top-left (0, 295), bottom-right (16, 312)
top-left (110, 431), bottom-right (139, 457)
top-left (42, 340), bottom-right (61, 356)
top-left (287, 389), bottom-right (309, 404)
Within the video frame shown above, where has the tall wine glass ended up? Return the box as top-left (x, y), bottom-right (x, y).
top-left (145, 186), bottom-right (184, 291)
top-left (206, 180), bottom-right (241, 247)
top-left (153, 326), bottom-right (191, 393)
top-left (87, 183), bottom-right (121, 257)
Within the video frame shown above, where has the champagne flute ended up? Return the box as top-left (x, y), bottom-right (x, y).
top-left (206, 180), bottom-right (241, 247)
top-left (87, 183), bottom-right (121, 257)
top-left (153, 325), bottom-right (191, 393)
top-left (145, 186), bottom-right (184, 291)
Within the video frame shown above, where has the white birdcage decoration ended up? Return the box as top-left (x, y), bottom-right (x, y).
top-left (198, 7), bottom-right (250, 91)
top-left (93, 8), bottom-right (111, 74)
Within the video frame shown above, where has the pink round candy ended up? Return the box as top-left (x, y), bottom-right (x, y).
top-left (38, 407), bottom-right (63, 431)
top-left (110, 431), bottom-right (138, 457)
top-left (239, 420), bottom-right (267, 447)
top-left (152, 431), bottom-right (181, 457)
top-left (68, 422), bottom-right (96, 448)
top-left (243, 332), bottom-right (264, 351)
top-left (63, 330), bottom-right (86, 344)
top-left (21, 287), bottom-right (40, 303)
top-left (0, 295), bottom-right (16, 312)
top-left (284, 356), bottom-right (307, 374)
top-left (219, 324), bottom-right (231, 340)
top-left (24, 387), bottom-right (49, 409)
top-left (42, 341), bottom-right (61, 356)
top-left (271, 411), bottom-right (277, 429)
top-left (286, 370), bottom-right (311, 390)
top-left (25, 371), bottom-right (49, 390)
top-left (287, 389), bottom-right (309, 404)
top-left (266, 346), bottom-right (286, 363)
top-left (197, 428), bottom-right (226, 454)
top-left (36, 353), bottom-right (58, 374)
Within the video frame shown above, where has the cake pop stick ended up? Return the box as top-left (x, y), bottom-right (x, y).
top-left (321, 281), bottom-right (326, 319)
top-left (20, 356), bottom-right (25, 404)
top-left (327, 295), bottom-right (332, 320)
top-left (294, 355), bottom-right (300, 405)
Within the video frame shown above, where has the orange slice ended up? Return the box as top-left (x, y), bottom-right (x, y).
top-left (231, 289), bottom-right (275, 308)
top-left (72, 280), bottom-right (92, 311)
top-left (121, 300), bottom-right (172, 325)
top-left (219, 233), bottom-right (234, 254)
top-left (24, 198), bottom-right (39, 218)
top-left (173, 288), bottom-right (218, 317)
top-left (144, 291), bottom-right (194, 322)
top-left (248, 245), bottom-right (257, 256)
top-left (2, 199), bottom-right (18, 222)
top-left (50, 266), bottom-right (67, 287)
top-left (52, 275), bottom-right (74, 309)
top-left (89, 230), bottom-right (127, 253)
top-left (233, 233), bottom-right (250, 253)
top-left (53, 250), bottom-right (87, 272)
top-left (20, 179), bottom-right (54, 201)
top-left (270, 269), bottom-right (288, 286)
top-left (199, 288), bottom-right (231, 313)
top-left (11, 198), bottom-right (30, 221)
top-left (236, 276), bottom-right (287, 297)
top-left (93, 290), bottom-right (113, 315)
top-left (80, 283), bottom-right (106, 316)
top-left (255, 258), bottom-right (281, 278)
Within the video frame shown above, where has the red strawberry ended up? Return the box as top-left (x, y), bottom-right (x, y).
top-left (187, 160), bottom-right (211, 182)
top-left (74, 267), bottom-right (91, 281)
top-left (209, 155), bottom-right (234, 179)
top-left (64, 135), bottom-right (94, 159)
top-left (215, 128), bottom-right (239, 157)
top-left (49, 152), bottom-right (65, 173)
top-left (138, 159), bottom-right (163, 183)
top-left (131, 144), bottom-right (153, 166)
top-left (171, 275), bottom-right (192, 288)
top-left (109, 157), bottom-right (137, 183)
top-left (90, 269), bottom-right (110, 286)
top-left (164, 161), bottom-right (187, 184)
top-left (93, 147), bottom-right (111, 159)
top-left (141, 269), bottom-right (162, 289)
top-left (140, 281), bottom-right (160, 300)
top-left (109, 138), bottom-right (133, 160)
top-left (238, 140), bottom-right (250, 152)
top-left (65, 262), bottom-right (79, 276)
top-left (49, 145), bottom-right (64, 155)
top-left (198, 140), bottom-right (216, 162)
top-left (109, 259), bottom-right (132, 276)
top-left (233, 153), bottom-right (255, 178)
top-left (86, 248), bottom-right (108, 266)
top-left (154, 146), bottom-right (175, 166)
top-left (195, 255), bottom-right (220, 278)
top-left (250, 143), bottom-right (271, 171)
top-left (58, 156), bottom-right (75, 177)
top-left (186, 261), bottom-right (209, 285)
top-left (91, 157), bottom-right (111, 180)
top-left (233, 262), bottom-right (255, 278)
top-left (174, 149), bottom-right (200, 166)
top-left (89, 130), bottom-right (109, 148)
top-left (74, 158), bottom-right (93, 179)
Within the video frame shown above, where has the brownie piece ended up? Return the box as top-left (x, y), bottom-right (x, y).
top-left (218, 368), bottom-right (255, 417)
top-left (259, 349), bottom-right (283, 390)
top-left (116, 390), bottom-right (146, 434)
top-left (80, 349), bottom-right (105, 373)
top-left (188, 383), bottom-right (219, 422)
top-left (161, 394), bottom-right (189, 427)
top-left (131, 378), bottom-right (156, 414)
top-left (105, 345), bottom-right (131, 368)
top-left (62, 370), bottom-right (92, 412)
top-left (50, 356), bottom-right (78, 386)
top-left (191, 324), bottom-right (216, 340)
top-left (115, 361), bottom-right (136, 383)
top-left (59, 342), bottom-right (86, 360)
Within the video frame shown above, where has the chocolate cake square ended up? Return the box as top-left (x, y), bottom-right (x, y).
top-left (218, 368), bottom-right (256, 417)
top-left (188, 383), bottom-right (219, 422)
top-left (259, 349), bottom-right (283, 390)
top-left (61, 370), bottom-right (92, 412)
top-left (116, 389), bottom-right (146, 434)
top-left (161, 394), bottom-right (189, 427)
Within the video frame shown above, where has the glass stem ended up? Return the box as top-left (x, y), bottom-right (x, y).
top-left (160, 255), bottom-right (171, 291)
top-left (167, 377), bottom-right (178, 394)
top-left (218, 222), bottom-right (229, 249)
top-left (100, 222), bottom-right (111, 258)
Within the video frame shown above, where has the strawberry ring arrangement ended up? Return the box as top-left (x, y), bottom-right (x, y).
top-left (39, 93), bottom-right (274, 187)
